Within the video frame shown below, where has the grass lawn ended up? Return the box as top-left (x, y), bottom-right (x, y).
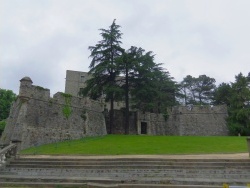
top-left (20, 135), bottom-right (248, 155)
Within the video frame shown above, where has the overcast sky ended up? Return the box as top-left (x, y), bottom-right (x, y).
top-left (1, 0), bottom-right (250, 95)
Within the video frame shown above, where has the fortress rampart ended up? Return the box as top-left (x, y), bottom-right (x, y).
top-left (1, 77), bottom-right (229, 151)
top-left (136, 105), bottom-right (228, 136)
top-left (108, 105), bottom-right (229, 136)
top-left (0, 77), bottom-right (107, 150)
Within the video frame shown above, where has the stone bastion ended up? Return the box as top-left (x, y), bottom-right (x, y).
top-left (0, 77), bottom-right (107, 150)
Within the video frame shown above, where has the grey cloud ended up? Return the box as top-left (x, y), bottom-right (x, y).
top-left (1, 0), bottom-right (250, 94)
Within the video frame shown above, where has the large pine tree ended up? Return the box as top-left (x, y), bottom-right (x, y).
top-left (82, 19), bottom-right (124, 134)
top-left (120, 47), bottom-right (176, 113)
top-left (179, 75), bottom-right (216, 105)
top-left (83, 21), bottom-right (177, 134)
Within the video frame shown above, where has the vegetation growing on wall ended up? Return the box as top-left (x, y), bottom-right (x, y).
top-left (81, 110), bottom-right (87, 121)
top-left (35, 86), bottom-right (48, 91)
top-left (163, 112), bottom-right (169, 121)
top-left (61, 93), bottom-right (72, 119)
top-left (48, 99), bottom-right (54, 106)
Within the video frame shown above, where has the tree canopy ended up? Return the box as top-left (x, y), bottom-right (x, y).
top-left (226, 73), bottom-right (250, 135)
top-left (82, 20), bottom-right (177, 134)
top-left (178, 75), bottom-right (216, 105)
top-left (81, 19), bottom-right (124, 133)
top-left (0, 88), bottom-right (16, 135)
top-left (0, 88), bottom-right (16, 121)
top-left (82, 20), bottom-right (250, 135)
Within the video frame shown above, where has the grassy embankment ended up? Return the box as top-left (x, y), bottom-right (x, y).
top-left (20, 135), bottom-right (248, 155)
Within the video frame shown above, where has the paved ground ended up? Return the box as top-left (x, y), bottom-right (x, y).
top-left (19, 153), bottom-right (249, 159)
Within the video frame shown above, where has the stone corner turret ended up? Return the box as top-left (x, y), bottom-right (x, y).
top-left (19, 76), bottom-right (33, 100)
top-left (20, 76), bottom-right (33, 84)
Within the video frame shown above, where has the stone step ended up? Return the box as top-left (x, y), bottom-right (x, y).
top-left (16, 157), bottom-right (250, 162)
top-left (7, 164), bottom-right (250, 170)
top-left (2, 157), bottom-right (250, 186)
top-left (9, 160), bottom-right (250, 167)
top-left (0, 175), bottom-right (249, 187)
top-left (0, 182), bottom-right (225, 188)
top-left (0, 175), bottom-right (121, 184)
top-left (3, 167), bottom-right (250, 179)
top-left (9, 158), bottom-right (250, 169)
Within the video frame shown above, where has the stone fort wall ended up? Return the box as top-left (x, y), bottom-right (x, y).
top-left (109, 105), bottom-right (229, 136)
top-left (137, 105), bottom-right (229, 136)
top-left (0, 77), bottom-right (107, 150)
top-left (1, 77), bottom-right (229, 151)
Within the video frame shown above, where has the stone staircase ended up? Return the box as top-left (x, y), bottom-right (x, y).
top-left (0, 157), bottom-right (250, 187)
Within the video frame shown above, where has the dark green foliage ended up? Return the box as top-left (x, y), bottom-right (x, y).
top-left (80, 19), bottom-right (124, 133)
top-left (178, 75), bottom-right (216, 105)
top-left (226, 73), bottom-right (250, 135)
top-left (0, 88), bottom-right (16, 121)
top-left (81, 110), bottom-right (87, 121)
top-left (61, 93), bottom-right (72, 119)
top-left (179, 75), bottom-right (196, 105)
top-left (0, 120), bottom-right (6, 135)
top-left (60, 93), bottom-right (72, 98)
top-left (35, 86), bottom-right (47, 91)
top-left (82, 21), bottom-right (177, 134)
top-left (212, 72), bottom-right (250, 135)
top-left (195, 75), bottom-right (216, 104)
top-left (0, 89), bottom-right (16, 135)
top-left (84, 19), bottom-right (124, 101)
top-left (163, 112), bottom-right (169, 121)
top-left (153, 71), bottom-right (177, 113)
top-left (214, 83), bottom-right (232, 105)
top-left (48, 99), bottom-right (54, 106)
top-left (119, 46), bottom-right (177, 113)
top-left (62, 106), bottom-right (71, 119)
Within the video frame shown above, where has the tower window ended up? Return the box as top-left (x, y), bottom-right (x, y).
top-left (80, 76), bottom-right (85, 82)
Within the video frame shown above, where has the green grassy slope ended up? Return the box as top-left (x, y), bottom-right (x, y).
top-left (21, 135), bottom-right (248, 155)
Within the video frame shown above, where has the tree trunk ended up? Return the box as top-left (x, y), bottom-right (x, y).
top-left (125, 62), bottom-right (129, 134)
top-left (184, 87), bottom-right (187, 105)
top-left (109, 94), bottom-right (114, 134)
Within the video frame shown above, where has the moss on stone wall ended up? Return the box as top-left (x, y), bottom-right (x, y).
top-left (35, 86), bottom-right (47, 91)
top-left (163, 112), bottom-right (169, 121)
top-left (81, 110), bottom-right (87, 121)
top-left (61, 93), bottom-right (72, 119)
